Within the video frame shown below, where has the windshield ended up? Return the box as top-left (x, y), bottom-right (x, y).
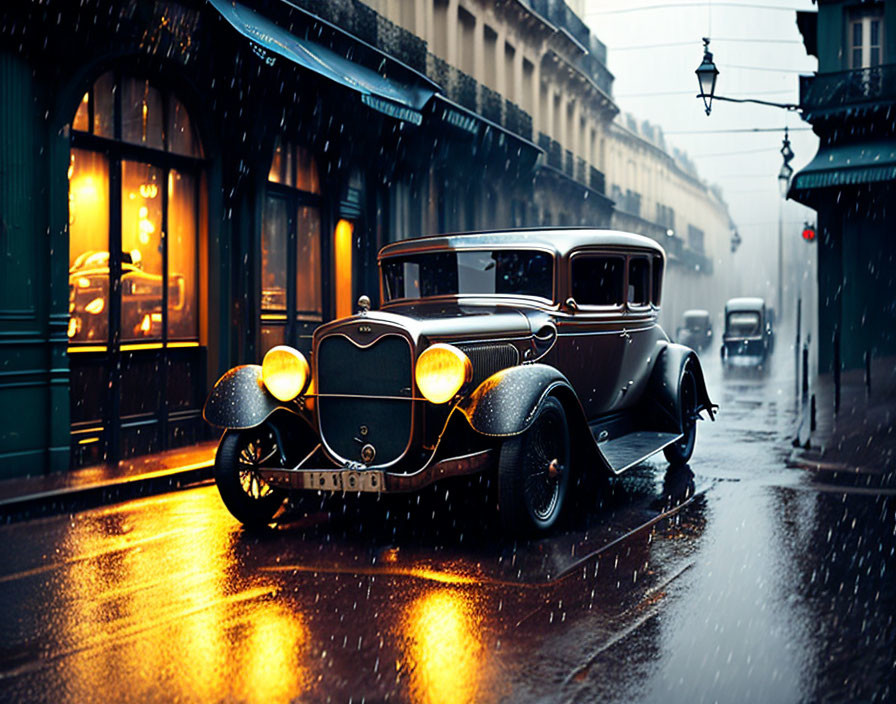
top-left (685, 314), bottom-right (708, 331)
top-left (727, 311), bottom-right (761, 337)
top-left (382, 249), bottom-right (553, 302)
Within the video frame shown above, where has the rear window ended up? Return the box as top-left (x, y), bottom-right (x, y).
top-left (382, 249), bottom-right (553, 301)
top-left (572, 255), bottom-right (624, 306)
top-left (727, 311), bottom-right (761, 336)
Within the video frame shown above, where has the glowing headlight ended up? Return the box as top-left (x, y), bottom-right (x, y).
top-left (415, 344), bottom-right (472, 404)
top-left (261, 345), bottom-right (310, 402)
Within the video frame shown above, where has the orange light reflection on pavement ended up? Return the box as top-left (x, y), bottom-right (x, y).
top-left (54, 487), bottom-right (309, 704)
top-left (402, 589), bottom-right (488, 704)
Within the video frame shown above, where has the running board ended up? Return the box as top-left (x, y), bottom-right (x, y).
top-left (596, 430), bottom-right (682, 474)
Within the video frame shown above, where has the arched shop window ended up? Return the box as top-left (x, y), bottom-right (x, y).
top-left (69, 72), bottom-right (201, 343)
top-left (261, 138), bottom-right (322, 354)
top-left (68, 71), bottom-right (204, 465)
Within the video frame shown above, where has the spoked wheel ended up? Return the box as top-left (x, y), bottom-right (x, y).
top-left (498, 396), bottom-right (571, 535)
top-left (664, 367), bottom-right (698, 466)
top-left (215, 429), bottom-right (286, 527)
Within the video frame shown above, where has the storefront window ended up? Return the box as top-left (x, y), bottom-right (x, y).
top-left (121, 161), bottom-right (164, 340)
top-left (262, 138), bottom-right (322, 353)
top-left (262, 197), bottom-right (289, 311)
top-left (297, 206), bottom-right (322, 319)
top-left (168, 170), bottom-right (198, 339)
top-left (68, 149), bottom-right (110, 343)
top-left (68, 72), bottom-right (202, 347)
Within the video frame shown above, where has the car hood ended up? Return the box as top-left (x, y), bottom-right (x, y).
top-left (323, 301), bottom-right (541, 343)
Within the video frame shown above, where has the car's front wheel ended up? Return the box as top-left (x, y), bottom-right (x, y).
top-left (215, 429), bottom-right (286, 527)
top-left (664, 367), bottom-right (698, 466)
top-left (498, 396), bottom-right (570, 535)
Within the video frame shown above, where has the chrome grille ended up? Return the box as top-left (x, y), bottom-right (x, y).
top-left (316, 333), bottom-right (413, 466)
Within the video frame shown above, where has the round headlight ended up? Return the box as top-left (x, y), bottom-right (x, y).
top-left (415, 344), bottom-right (472, 404)
top-left (261, 345), bottom-right (310, 402)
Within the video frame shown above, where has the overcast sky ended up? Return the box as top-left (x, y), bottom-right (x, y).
top-left (583, 0), bottom-right (819, 307)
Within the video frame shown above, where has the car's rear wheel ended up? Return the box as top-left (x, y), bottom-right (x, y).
top-left (215, 429), bottom-right (286, 527)
top-left (498, 396), bottom-right (570, 535)
top-left (664, 367), bottom-right (698, 466)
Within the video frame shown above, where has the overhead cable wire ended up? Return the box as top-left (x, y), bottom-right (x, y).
top-left (587, 3), bottom-right (806, 16)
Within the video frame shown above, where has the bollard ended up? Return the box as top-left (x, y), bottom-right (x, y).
top-left (795, 298), bottom-right (801, 396)
top-left (864, 348), bottom-right (872, 397)
top-left (833, 327), bottom-right (841, 415)
top-left (802, 344), bottom-right (809, 397)
top-left (810, 393), bottom-right (817, 432)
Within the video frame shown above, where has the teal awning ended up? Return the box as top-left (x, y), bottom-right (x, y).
top-left (791, 141), bottom-right (896, 190)
top-left (208, 0), bottom-right (438, 125)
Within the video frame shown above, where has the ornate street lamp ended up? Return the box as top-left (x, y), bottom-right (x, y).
top-left (695, 38), bottom-right (719, 116)
top-left (694, 41), bottom-right (798, 114)
top-left (778, 127), bottom-right (794, 197)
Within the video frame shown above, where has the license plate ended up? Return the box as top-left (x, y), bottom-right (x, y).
top-left (302, 469), bottom-right (384, 493)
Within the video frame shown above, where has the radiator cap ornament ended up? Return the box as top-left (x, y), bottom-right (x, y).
top-left (357, 295), bottom-right (371, 314)
top-left (360, 443), bottom-right (376, 464)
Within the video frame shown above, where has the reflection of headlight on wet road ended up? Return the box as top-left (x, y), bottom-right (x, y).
top-left (404, 589), bottom-right (484, 704)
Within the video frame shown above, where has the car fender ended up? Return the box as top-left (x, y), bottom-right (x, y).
top-left (203, 364), bottom-right (308, 430)
top-left (454, 363), bottom-right (609, 472)
top-left (642, 342), bottom-right (716, 433)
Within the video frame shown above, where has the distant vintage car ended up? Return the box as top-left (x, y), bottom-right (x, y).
top-left (721, 297), bottom-right (774, 368)
top-left (68, 250), bottom-right (186, 340)
top-left (204, 229), bottom-right (716, 535)
top-left (676, 309), bottom-right (713, 351)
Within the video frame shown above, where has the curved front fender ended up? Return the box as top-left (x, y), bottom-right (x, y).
top-left (455, 364), bottom-right (579, 437)
top-left (642, 343), bottom-right (717, 433)
top-left (203, 364), bottom-right (303, 429)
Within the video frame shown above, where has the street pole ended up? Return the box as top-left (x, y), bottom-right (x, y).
top-left (778, 197), bottom-right (783, 321)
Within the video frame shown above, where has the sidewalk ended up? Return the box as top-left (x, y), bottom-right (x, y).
top-left (790, 356), bottom-right (896, 489)
top-left (0, 441), bottom-right (217, 521)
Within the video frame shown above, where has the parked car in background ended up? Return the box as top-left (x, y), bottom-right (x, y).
top-left (721, 297), bottom-right (773, 368)
top-left (676, 309), bottom-right (713, 351)
top-left (204, 229), bottom-right (717, 535)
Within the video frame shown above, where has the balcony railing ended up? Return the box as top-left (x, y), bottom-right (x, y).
top-left (589, 166), bottom-right (605, 194)
top-left (800, 64), bottom-right (896, 112)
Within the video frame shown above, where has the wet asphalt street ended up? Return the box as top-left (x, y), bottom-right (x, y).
top-left (1, 347), bottom-right (893, 704)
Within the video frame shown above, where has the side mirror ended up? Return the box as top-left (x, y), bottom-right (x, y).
top-left (563, 297), bottom-right (579, 312)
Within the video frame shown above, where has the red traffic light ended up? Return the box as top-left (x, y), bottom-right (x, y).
top-left (802, 226), bottom-right (816, 242)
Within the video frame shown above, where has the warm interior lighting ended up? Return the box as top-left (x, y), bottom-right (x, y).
top-left (262, 345), bottom-right (310, 402)
top-left (334, 219), bottom-right (354, 319)
top-left (415, 344), bottom-right (473, 404)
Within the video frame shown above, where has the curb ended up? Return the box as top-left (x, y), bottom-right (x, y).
top-left (0, 463), bottom-right (214, 523)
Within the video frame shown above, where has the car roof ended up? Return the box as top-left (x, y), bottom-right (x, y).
top-left (684, 309), bottom-right (710, 318)
top-left (378, 228), bottom-right (665, 260)
top-left (726, 297), bottom-right (765, 312)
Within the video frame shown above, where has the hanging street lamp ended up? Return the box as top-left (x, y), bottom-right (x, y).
top-left (778, 126), bottom-right (794, 197)
top-left (695, 38), bottom-right (719, 116)
top-left (694, 40), bottom-right (798, 114)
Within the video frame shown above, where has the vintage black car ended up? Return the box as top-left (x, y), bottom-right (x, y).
top-left (204, 229), bottom-right (716, 534)
top-left (676, 309), bottom-right (713, 351)
top-left (721, 297), bottom-right (774, 368)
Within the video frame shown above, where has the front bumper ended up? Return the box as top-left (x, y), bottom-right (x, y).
top-left (256, 449), bottom-right (494, 494)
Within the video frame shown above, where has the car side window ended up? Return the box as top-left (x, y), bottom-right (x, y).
top-left (571, 255), bottom-right (624, 306)
top-left (651, 255), bottom-right (663, 306)
top-left (628, 257), bottom-right (650, 306)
